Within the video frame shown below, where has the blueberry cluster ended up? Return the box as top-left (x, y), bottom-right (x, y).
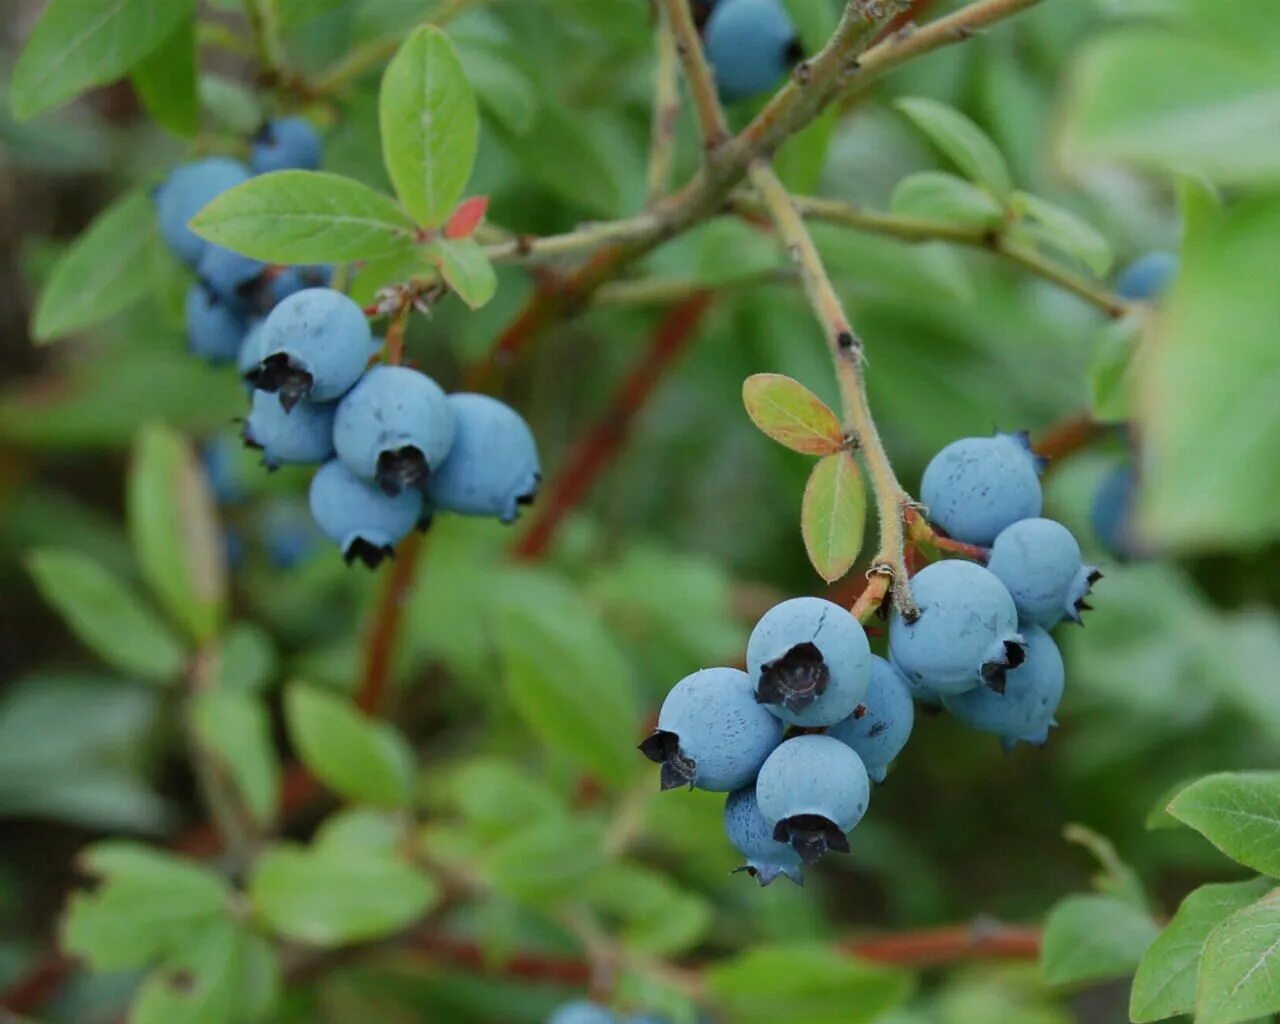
top-left (546, 1001), bottom-right (670, 1024)
top-left (701, 0), bottom-right (801, 101)
top-left (155, 122), bottom-right (540, 567)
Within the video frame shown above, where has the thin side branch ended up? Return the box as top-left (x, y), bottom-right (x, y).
top-left (647, 5), bottom-right (682, 203)
top-left (659, 0), bottom-right (730, 154)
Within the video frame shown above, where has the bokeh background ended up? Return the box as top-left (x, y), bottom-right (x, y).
top-left (1, 1), bottom-right (1278, 1022)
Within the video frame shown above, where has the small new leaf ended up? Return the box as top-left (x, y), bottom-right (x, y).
top-left (1012, 192), bottom-right (1114, 276)
top-left (431, 237), bottom-right (497, 309)
top-left (895, 97), bottom-right (1014, 200)
top-left (742, 373), bottom-right (844, 455)
top-left (890, 171), bottom-right (1003, 229)
top-left (801, 451), bottom-right (866, 583)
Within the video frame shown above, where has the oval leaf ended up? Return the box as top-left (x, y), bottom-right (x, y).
top-left (1197, 888), bottom-right (1280, 1024)
top-left (895, 96), bottom-right (1013, 199)
top-left (130, 15), bottom-right (198, 137)
top-left (432, 237), bottom-right (497, 309)
top-left (1167, 771), bottom-right (1280, 877)
top-left (801, 451), bottom-right (866, 583)
top-left (742, 373), bottom-right (844, 455)
top-left (1041, 893), bottom-right (1160, 987)
top-left (1012, 191), bottom-right (1114, 276)
top-left (192, 691), bottom-right (280, 828)
top-left (191, 171), bottom-right (419, 263)
top-left (890, 171), bottom-right (1004, 228)
top-left (379, 26), bottom-right (479, 229)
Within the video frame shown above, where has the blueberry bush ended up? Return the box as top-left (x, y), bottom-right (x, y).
top-left (1, 1), bottom-right (1279, 1022)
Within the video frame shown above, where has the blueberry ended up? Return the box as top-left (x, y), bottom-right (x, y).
top-left (639, 667), bottom-right (783, 792)
top-left (704, 0), bottom-right (801, 101)
top-left (943, 625), bottom-right (1064, 748)
top-left (237, 319), bottom-right (268, 383)
top-left (185, 285), bottom-right (246, 364)
top-left (154, 157), bottom-right (251, 266)
top-left (203, 432), bottom-right (251, 505)
top-left (987, 517), bottom-right (1100, 628)
top-left (267, 264), bottom-right (334, 306)
top-left (197, 244), bottom-right (267, 309)
top-left (259, 500), bottom-right (323, 569)
top-left (249, 288), bottom-right (373, 409)
top-left (1092, 462), bottom-right (1137, 561)
top-left (920, 432), bottom-right (1045, 545)
top-left (546, 1002), bottom-right (618, 1024)
top-left (754, 734), bottom-right (869, 865)
top-left (723, 785), bottom-right (804, 887)
top-left (250, 117), bottom-right (322, 174)
top-left (1116, 250), bottom-right (1178, 302)
top-left (893, 653), bottom-right (944, 708)
top-left (745, 597), bottom-right (870, 726)
top-left (889, 559), bottom-right (1026, 695)
top-left (243, 390), bottom-right (336, 469)
top-left (333, 366), bottom-right (455, 496)
top-left (429, 393), bottom-right (540, 523)
top-left (308, 459), bottom-right (423, 568)
top-left (827, 656), bottom-right (915, 783)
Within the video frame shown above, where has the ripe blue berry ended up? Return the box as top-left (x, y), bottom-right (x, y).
top-left (745, 597), bottom-right (870, 726)
top-left (429, 394), bottom-right (540, 523)
top-left (639, 667), bottom-right (783, 792)
top-left (250, 117), bottom-right (322, 174)
top-left (1116, 250), bottom-right (1178, 302)
top-left (754, 734), bottom-right (869, 865)
top-left (154, 157), bottom-right (250, 266)
top-left (1092, 462), bottom-right (1137, 561)
top-left (268, 264), bottom-right (333, 306)
top-left (198, 244), bottom-right (267, 308)
top-left (237, 319), bottom-right (267, 382)
top-left (920, 432), bottom-right (1044, 545)
top-left (185, 285), bottom-right (246, 364)
top-left (249, 288), bottom-right (374, 409)
top-left (827, 657), bottom-right (915, 783)
top-left (723, 785), bottom-right (804, 887)
top-left (889, 559), bottom-right (1026, 695)
top-left (894, 654), bottom-right (944, 707)
top-left (203, 433), bottom-right (250, 506)
top-left (308, 459), bottom-right (423, 568)
top-left (333, 366), bottom-right (455, 496)
top-left (987, 517), bottom-right (1100, 628)
top-left (260, 500), bottom-right (323, 569)
top-left (546, 1002), bottom-right (618, 1024)
top-left (943, 625), bottom-right (1064, 748)
top-left (704, 0), bottom-right (800, 101)
top-left (243, 390), bottom-right (336, 469)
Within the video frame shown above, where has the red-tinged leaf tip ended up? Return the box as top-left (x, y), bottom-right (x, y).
top-left (445, 196), bottom-right (489, 239)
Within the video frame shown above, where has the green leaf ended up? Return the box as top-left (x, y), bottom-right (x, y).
top-left (495, 103), bottom-right (622, 218)
top-left (585, 863), bottom-right (712, 957)
top-left (284, 684), bottom-right (414, 808)
top-left (1131, 878), bottom-right (1274, 1022)
top-left (1198, 888), bottom-right (1280, 1024)
top-left (484, 817), bottom-right (605, 904)
top-left (10, 0), bottom-right (197, 120)
top-left (248, 843), bottom-right (437, 947)
top-left (26, 549), bottom-right (186, 683)
top-left (890, 171), bottom-right (1004, 229)
top-left (494, 573), bottom-right (641, 785)
top-left (130, 15), bottom-right (198, 137)
top-left (214, 622), bottom-right (277, 693)
top-left (1167, 771), bottom-right (1280, 876)
top-left (33, 191), bottom-right (160, 342)
top-left (1089, 316), bottom-right (1141, 423)
top-left (448, 758), bottom-right (566, 839)
top-left (895, 97), bottom-right (1014, 199)
top-left (198, 73), bottom-right (263, 134)
top-left (742, 373), bottom-right (845, 456)
top-left (61, 842), bottom-right (229, 971)
top-left (1138, 194), bottom-right (1280, 548)
top-left (432, 237), bottom-right (497, 309)
top-left (128, 423), bottom-right (227, 643)
top-left (1063, 823), bottom-right (1148, 910)
top-left (191, 171), bottom-right (419, 263)
top-left (1059, 29), bottom-right (1280, 187)
top-left (459, 42), bottom-right (537, 136)
top-left (192, 691), bottom-right (280, 827)
top-left (130, 919), bottom-right (240, 1024)
top-left (379, 25), bottom-right (478, 228)
top-left (1012, 192), bottom-right (1113, 276)
top-left (801, 450), bottom-right (866, 584)
top-left (706, 944), bottom-right (913, 1024)
top-left (1041, 894), bottom-right (1160, 986)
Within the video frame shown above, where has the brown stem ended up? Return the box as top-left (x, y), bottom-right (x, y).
top-left (659, 0), bottom-right (730, 153)
top-left (355, 530), bottom-right (426, 716)
top-left (647, 4), bottom-right (682, 203)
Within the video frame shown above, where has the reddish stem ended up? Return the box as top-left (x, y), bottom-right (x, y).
top-left (1034, 410), bottom-right (1103, 462)
top-left (513, 292), bottom-right (715, 560)
top-left (356, 530), bottom-right (426, 716)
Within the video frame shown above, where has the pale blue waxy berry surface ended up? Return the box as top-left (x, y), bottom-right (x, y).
top-left (250, 117), bottom-right (322, 174)
top-left (943, 625), bottom-right (1064, 747)
top-left (704, 0), bottom-right (798, 101)
top-left (828, 656), bottom-right (915, 783)
top-left (429, 393), bottom-right (540, 523)
top-left (268, 264), bottom-right (334, 306)
top-left (746, 596), bottom-right (870, 727)
top-left (252, 288), bottom-right (374, 408)
top-left (155, 157), bottom-right (250, 267)
top-left (987, 517), bottom-right (1099, 628)
top-left (1092, 462), bottom-right (1136, 561)
top-left (546, 1000), bottom-right (618, 1024)
top-left (243, 390), bottom-right (336, 470)
top-left (197, 244), bottom-right (266, 308)
top-left (920, 432), bottom-right (1043, 545)
top-left (723, 785), bottom-right (804, 887)
top-left (755, 734), bottom-right (869, 864)
top-left (185, 285), bottom-right (246, 364)
top-left (308, 459), bottom-right (423, 568)
top-left (1116, 250), bottom-right (1178, 301)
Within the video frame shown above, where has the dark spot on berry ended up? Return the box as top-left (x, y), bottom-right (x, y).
top-left (852, 704), bottom-right (868, 719)
top-left (868, 721), bottom-right (888, 738)
top-left (756, 642), bottom-right (829, 713)
top-left (638, 730), bottom-right (696, 791)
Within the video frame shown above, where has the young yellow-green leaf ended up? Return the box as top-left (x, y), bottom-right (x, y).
top-left (1167, 771), bottom-right (1280, 876)
top-left (248, 843), bottom-right (437, 947)
top-left (284, 685), bottom-right (414, 807)
top-left (1197, 888), bottom-right (1280, 1024)
top-left (191, 171), bottom-right (419, 263)
top-left (130, 15), bottom-right (199, 137)
top-left (26, 549), bottom-right (186, 684)
top-left (895, 97), bottom-right (1014, 200)
top-left (11, 0), bottom-right (196, 120)
top-left (33, 191), bottom-right (159, 342)
top-left (1130, 878), bottom-right (1273, 1022)
top-left (1012, 192), bottom-right (1114, 276)
top-left (192, 691), bottom-right (280, 828)
top-left (801, 451), bottom-right (865, 583)
top-left (127, 423), bottom-right (226, 643)
top-left (742, 373), bottom-right (844, 455)
top-left (379, 26), bottom-right (479, 228)
top-left (1041, 893), bottom-right (1160, 986)
top-left (890, 171), bottom-right (1004, 229)
top-left (432, 237), bottom-right (497, 309)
